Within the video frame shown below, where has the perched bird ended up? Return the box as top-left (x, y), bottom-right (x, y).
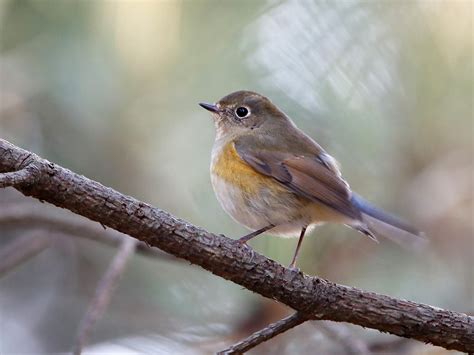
top-left (200, 91), bottom-right (424, 268)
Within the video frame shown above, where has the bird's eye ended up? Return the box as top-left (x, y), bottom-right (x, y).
top-left (235, 107), bottom-right (250, 118)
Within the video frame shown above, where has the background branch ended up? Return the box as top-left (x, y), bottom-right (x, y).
top-left (0, 204), bottom-right (179, 262)
top-left (1, 138), bottom-right (473, 352)
top-left (0, 230), bottom-right (51, 277)
top-left (314, 321), bottom-right (371, 355)
top-left (73, 237), bottom-right (137, 355)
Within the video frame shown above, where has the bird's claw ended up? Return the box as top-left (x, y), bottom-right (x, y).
top-left (238, 239), bottom-right (250, 247)
top-left (288, 264), bottom-right (301, 273)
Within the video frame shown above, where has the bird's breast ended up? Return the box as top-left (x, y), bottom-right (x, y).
top-left (210, 140), bottom-right (307, 233)
top-left (211, 140), bottom-right (277, 194)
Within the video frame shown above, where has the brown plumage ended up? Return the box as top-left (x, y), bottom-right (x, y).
top-left (235, 138), bottom-right (360, 220)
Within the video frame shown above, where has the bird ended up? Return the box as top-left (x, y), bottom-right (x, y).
top-left (199, 90), bottom-right (425, 269)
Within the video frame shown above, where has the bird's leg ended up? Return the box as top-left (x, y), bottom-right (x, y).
top-left (289, 226), bottom-right (307, 269)
top-left (238, 224), bottom-right (275, 244)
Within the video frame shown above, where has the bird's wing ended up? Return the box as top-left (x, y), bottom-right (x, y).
top-left (234, 138), bottom-right (361, 220)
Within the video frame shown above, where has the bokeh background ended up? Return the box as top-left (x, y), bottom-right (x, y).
top-left (0, 0), bottom-right (472, 354)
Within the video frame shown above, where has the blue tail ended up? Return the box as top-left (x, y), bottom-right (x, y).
top-left (351, 193), bottom-right (426, 249)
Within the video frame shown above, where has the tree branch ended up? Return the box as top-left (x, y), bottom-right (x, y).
top-left (0, 230), bottom-right (51, 277)
top-left (0, 164), bottom-right (38, 188)
top-left (218, 312), bottom-right (308, 354)
top-left (0, 138), bottom-right (473, 352)
top-left (0, 203), bottom-right (180, 262)
top-left (73, 237), bottom-right (137, 355)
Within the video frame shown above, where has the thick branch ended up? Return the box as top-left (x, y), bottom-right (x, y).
top-left (0, 138), bottom-right (473, 352)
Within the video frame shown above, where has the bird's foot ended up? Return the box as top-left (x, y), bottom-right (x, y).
top-left (288, 263), bottom-right (301, 273)
top-left (237, 239), bottom-right (250, 248)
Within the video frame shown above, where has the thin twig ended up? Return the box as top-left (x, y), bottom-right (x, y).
top-left (0, 231), bottom-right (51, 277)
top-left (0, 166), bottom-right (37, 188)
top-left (218, 312), bottom-right (308, 354)
top-left (73, 237), bottom-right (137, 355)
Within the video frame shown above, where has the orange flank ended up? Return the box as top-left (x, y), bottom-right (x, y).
top-left (212, 142), bottom-right (287, 196)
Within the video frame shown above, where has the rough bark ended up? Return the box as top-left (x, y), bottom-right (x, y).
top-left (0, 138), bottom-right (472, 352)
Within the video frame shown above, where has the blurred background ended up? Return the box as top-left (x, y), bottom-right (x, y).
top-left (0, 0), bottom-right (472, 354)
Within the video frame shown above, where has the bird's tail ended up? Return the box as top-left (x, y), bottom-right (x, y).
top-left (351, 193), bottom-right (427, 250)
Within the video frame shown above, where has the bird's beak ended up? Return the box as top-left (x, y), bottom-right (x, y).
top-left (199, 102), bottom-right (219, 113)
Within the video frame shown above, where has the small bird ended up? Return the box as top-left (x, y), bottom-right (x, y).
top-left (200, 91), bottom-right (424, 268)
